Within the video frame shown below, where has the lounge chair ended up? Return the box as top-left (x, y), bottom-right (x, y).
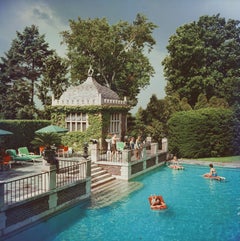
top-left (5, 149), bottom-right (33, 164)
top-left (18, 147), bottom-right (42, 161)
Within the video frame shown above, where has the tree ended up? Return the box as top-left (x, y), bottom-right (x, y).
top-left (61, 14), bottom-right (157, 106)
top-left (162, 14), bottom-right (240, 107)
top-left (36, 52), bottom-right (69, 107)
top-left (0, 25), bottom-right (67, 119)
top-left (31, 133), bottom-right (62, 148)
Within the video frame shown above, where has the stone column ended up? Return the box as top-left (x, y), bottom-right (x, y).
top-left (142, 147), bottom-right (147, 160)
top-left (90, 144), bottom-right (99, 163)
top-left (0, 182), bottom-right (4, 208)
top-left (122, 149), bottom-right (131, 162)
top-left (42, 165), bottom-right (56, 191)
top-left (151, 143), bottom-right (158, 155)
top-left (86, 160), bottom-right (91, 178)
top-left (162, 138), bottom-right (168, 152)
top-left (49, 166), bottom-right (56, 190)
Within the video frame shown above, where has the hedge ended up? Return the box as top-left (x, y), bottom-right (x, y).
top-left (167, 108), bottom-right (239, 158)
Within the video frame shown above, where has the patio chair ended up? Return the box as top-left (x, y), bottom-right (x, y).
top-left (5, 149), bottom-right (33, 164)
top-left (18, 147), bottom-right (42, 162)
top-left (57, 146), bottom-right (69, 158)
top-left (39, 146), bottom-right (45, 155)
top-left (116, 142), bottom-right (125, 152)
top-left (0, 154), bottom-right (11, 170)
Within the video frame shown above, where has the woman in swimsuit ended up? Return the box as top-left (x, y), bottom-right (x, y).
top-left (209, 163), bottom-right (217, 177)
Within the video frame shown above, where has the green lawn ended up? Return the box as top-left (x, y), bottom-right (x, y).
top-left (196, 156), bottom-right (240, 163)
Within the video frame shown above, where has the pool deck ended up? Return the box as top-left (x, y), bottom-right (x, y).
top-left (180, 159), bottom-right (240, 168)
top-left (0, 161), bottom-right (45, 182)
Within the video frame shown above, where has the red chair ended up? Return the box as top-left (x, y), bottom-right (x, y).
top-left (57, 146), bottom-right (68, 158)
top-left (39, 146), bottom-right (45, 155)
top-left (0, 154), bottom-right (11, 170)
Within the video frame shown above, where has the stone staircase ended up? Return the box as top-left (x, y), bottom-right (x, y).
top-left (91, 163), bottom-right (116, 189)
top-left (90, 163), bottom-right (143, 208)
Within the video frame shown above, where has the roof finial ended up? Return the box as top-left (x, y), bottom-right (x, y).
top-left (88, 65), bottom-right (94, 77)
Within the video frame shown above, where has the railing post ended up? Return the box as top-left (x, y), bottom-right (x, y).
top-left (86, 160), bottom-right (91, 177)
top-left (49, 167), bottom-right (56, 190)
top-left (122, 149), bottom-right (131, 162)
top-left (162, 137), bottom-right (168, 152)
top-left (42, 165), bottom-right (56, 191)
top-left (142, 147), bottom-right (147, 160)
top-left (90, 144), bottom-right (99, 163)
top-left (151, 143), bottom-right (158, 155)
top-left (0, 182), bottom-right (4, 208)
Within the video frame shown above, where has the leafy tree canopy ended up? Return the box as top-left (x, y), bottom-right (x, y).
top-left (0, 25), bottom-right (68, 119)
top-left (61, 14), bottom-right (157, 106)
top-left (162, 14), bottom-right (240, 107)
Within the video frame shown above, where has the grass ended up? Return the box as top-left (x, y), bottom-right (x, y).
top-left (196, 156), bottom-right (240, 163)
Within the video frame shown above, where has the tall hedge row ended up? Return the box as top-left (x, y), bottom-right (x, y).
top-left (167, 108), bottom-right (239, 158)
top-left (0, 120), bottom-right (51, 151)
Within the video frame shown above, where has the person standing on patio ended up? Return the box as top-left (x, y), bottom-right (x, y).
top-left (129, 137), bottom-right (135, 156)
top-left (111, 134), bottom-right (118, 159)
top-left (135, 135), bottom-right (142, 160)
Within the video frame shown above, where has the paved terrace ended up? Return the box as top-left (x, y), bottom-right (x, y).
top-left (0, 161), bottom-right (44, 182)
top-left (0, 157), bottom-right (86, 182)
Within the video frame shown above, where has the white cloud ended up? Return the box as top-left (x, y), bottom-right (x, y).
top-left (0, 1), bottom-right (68, 56)
top-left (19, 2), bottom-right (68, 56)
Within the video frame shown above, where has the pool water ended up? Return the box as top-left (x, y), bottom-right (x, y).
top-left (6, 164), bottom-right (240, 241)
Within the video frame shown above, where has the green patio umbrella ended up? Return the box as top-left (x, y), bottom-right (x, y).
top-left (0, 129), bottom-right (13, 136)
top-left (35, 125), bottom-right (68, 134)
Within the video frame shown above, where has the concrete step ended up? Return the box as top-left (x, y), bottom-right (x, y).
top-left (93, 180), bottom-right (139, 198)
top-left (91, 169), bottom-right (107, 178)
top-left (91, 172), bottom-right (113, 183)
top-left (91, 176), bottom-right (116, 189)
top-left (91, 164), bottom-right (102, 173)
top-left (90, 180), bottom-right (143, 208)
top-left (91, 179), bottom-right (121, 193)
top-left (91, 163), bottom-right (117, 190)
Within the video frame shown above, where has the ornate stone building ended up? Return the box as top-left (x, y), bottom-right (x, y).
top-left (51, 69), bottom-right (129, 148)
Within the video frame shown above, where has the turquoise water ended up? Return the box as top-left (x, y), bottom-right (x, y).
top-left (6, 164), bottom-right (240, 241)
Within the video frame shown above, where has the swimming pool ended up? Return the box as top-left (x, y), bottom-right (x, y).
top-left (6, 164), bottom-right (240, 241)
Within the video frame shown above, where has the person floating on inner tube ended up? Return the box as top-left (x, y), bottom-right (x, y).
top-left (168, 155), bottom-right (184, 170)
top-left (206, 163), bottom-right (217, 177)
top-left (150, 196), bottom-right (166, 209)
top-left (204, 163), bottom-right (221, 180)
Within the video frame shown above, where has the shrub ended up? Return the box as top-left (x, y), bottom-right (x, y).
top-left (168, 108), bottom-right (235, 158)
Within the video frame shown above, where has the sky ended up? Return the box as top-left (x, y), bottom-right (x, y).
top-left (0, 0), bottom-right (240, 113)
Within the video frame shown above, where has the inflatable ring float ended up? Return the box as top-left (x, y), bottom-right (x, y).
top-left (148, 195), bottom-right (167, 210)
top-left (203, 174), bottom-right (225, 181)
top-left (168, 164), bottom-right (184, 170)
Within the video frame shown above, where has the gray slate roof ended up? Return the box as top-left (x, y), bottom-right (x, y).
top-left (52, 76), bottom-right (122, 106)
top-left (82, 76), bottom-right (120, 100)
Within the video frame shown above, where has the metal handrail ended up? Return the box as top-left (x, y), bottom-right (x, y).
top-left (2, 162), bottom-right (87, 206)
